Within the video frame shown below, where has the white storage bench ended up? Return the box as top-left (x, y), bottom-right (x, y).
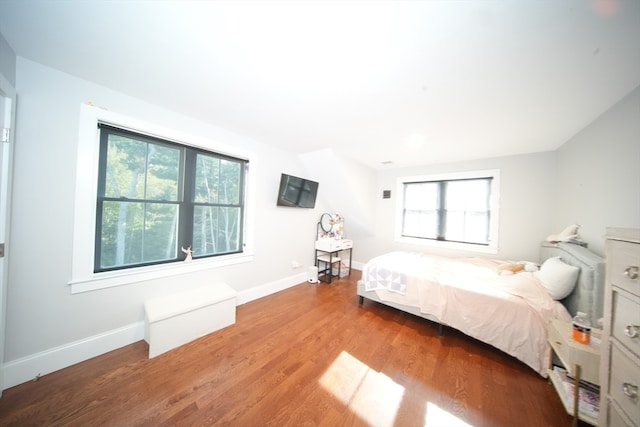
top-left (144, 283), bottom-right (237, 358)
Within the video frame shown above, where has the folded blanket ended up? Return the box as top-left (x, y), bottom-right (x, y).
top-left (363, 263), bottom-right (407, 294)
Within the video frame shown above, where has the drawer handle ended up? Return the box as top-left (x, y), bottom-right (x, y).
top-left (624, 324), bottom-right (640, 339)
top-left (624, 266), bottom-right (639, 280)
top-left (622, 382), bottom-right (638, 399)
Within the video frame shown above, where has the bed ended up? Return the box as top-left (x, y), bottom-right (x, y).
top-left (356, 241), bottom-right (605, 377)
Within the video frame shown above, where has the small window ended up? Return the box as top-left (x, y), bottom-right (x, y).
top-left (95, 124), bottom-right (247, 272)
top-left (396, 170), bottom-right (500, 251)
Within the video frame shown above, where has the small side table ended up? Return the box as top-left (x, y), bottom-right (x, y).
top-left (548, 318), bottom-right (601, 426)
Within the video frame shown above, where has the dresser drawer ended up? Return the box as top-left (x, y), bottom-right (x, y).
top-left (609, 344), bottom-right (640, 423)
top-left (612, 290), bottom-right (640, 357)
top-left (607, 400), bottom-right (638, 427)
top-left (315, 239), bottom-right (353, 252)
top-left (610, 240), bottom-right (640, 296)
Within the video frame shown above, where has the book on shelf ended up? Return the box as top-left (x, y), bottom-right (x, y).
top-left (564, 372), bottom-right (599, 394)
top-left (551, 366), bottom-right (599, 419)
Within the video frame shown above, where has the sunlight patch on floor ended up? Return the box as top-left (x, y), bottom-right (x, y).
top-left (318, 350), bottom-right (370, 405)
top-left (425, 402), bottom-right (473, 427)
top-left (320, 351), bottom-right (473, 427)
top-left (319, 351), bottom-right (404, 426)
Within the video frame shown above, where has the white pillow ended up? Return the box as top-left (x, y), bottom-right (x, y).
top-left (536, 256), bottom-right (579, 300)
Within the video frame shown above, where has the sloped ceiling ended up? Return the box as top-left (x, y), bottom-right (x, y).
top-left (1, 0), bottom-right (638, 169)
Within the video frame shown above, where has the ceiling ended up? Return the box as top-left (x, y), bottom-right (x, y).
top-left (1, 0), bottom-right (639, 170)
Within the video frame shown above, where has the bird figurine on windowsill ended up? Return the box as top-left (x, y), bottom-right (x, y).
top-left (181, 246), bottom-right (193, 262)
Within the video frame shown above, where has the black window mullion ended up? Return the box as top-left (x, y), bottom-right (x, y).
top-left (237, 162), bottom-right (246, 250)
top-left (484, 178), bottom-right (492, 243)
top-left (437, 181), bottom-right (446, 240)
top-left (94, 127), bottom-right (111, 271)
top-left (401, 183), bottom-right (408, 237)
top-left (180, 148), bottom-right (196, 256)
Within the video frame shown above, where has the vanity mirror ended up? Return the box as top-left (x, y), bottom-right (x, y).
top-left (319, 213), bottom-right (333, 234)
top-left (316, 213), bottom-right (344, 240)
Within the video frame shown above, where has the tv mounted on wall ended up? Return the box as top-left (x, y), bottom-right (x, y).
top-left (276, 173), bottom-right (319, 208)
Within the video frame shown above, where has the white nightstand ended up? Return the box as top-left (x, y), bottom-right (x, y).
top-left (548, 318), bottom-right (601, 426)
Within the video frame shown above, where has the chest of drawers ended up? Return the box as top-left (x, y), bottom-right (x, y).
top-left (599, 228), bottom-right (640, 427)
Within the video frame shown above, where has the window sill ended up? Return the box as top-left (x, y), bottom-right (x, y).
top-left (395, 236), bottom-right (498, 254)
top-left (69, 252), bottom-right (253, 294)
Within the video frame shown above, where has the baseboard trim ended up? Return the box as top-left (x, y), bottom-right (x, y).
top-left (352, 261), bottom-right (364, 271)
top-left (236, 272), bottom-right (307, 305)
top-left (2, 321), bottom-right (145, 390)
top-left (2, 273), bottom-right (308, 390)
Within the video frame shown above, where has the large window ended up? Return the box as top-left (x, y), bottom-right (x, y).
top-left (95, 124), bottom-right (246, 272)
top-left (396, 170), bottom-right (500, 251)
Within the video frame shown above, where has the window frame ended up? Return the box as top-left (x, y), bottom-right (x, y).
top-left (69, 104), bottom-right (256, 293)
top-left (94, 124), bottom-right (247, 272)
top-left (395, 169), bottom-right (500, 254)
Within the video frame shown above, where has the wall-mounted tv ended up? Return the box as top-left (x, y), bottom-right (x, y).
top-left (276, 173), bottom-right (319, 208)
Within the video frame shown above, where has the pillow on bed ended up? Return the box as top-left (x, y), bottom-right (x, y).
top-left (536, 256), bottom-right (579, 300)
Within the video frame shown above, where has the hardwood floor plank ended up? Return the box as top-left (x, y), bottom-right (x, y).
top-left (0, 270), bottom-right (578, 426)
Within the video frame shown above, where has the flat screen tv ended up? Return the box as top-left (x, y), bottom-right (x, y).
top-left (276, 173), bottom-right (319, 208)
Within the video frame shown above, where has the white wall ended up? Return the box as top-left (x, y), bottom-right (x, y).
top-left (358, 151), bottom-right (557, 264)
top-left (300, 148), bottom-right (377, 241)
top-left (0, 30), bottom-right (16, 398)
top-left (552, 86), bottom-right (640, 256)
top-left (3, 58), bottom-right (330, 386)
top-left (0, 33), bottom-right (15, 87)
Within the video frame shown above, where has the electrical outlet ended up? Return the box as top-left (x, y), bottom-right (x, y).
top-left (291, 260), bottom-right (300, 269)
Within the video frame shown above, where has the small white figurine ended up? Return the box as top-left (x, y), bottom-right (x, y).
top-left (181, 246), bottom-right (193, 262)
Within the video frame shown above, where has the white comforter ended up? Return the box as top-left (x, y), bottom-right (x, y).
top-left (362, 252), bottom-right (571, 377)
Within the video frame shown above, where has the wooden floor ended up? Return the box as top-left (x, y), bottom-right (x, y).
top-left (0, 270), bottom-right (579, 427)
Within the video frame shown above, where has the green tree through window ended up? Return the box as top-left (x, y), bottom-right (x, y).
top-left (95, 124), bottom-right (246, 272)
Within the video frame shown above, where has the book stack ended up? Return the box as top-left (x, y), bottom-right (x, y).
top-left (550, 366), bottom-right (599, 420)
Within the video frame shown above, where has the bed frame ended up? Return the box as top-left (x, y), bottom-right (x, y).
top-left (357, 242), bottom-right (605, 331)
